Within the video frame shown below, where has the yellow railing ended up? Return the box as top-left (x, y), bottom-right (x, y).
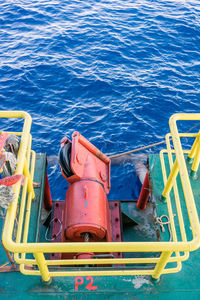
top-left (1, 112), bottom-right (200, 283)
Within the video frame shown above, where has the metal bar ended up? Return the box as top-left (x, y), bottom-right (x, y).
top-left (187, 131), bottom-right (199, 161)
top-left (161, 149), bottom-right (189, 262)
top-left (20, 265), bottom-right (180, 277)
top-left (13, 250), bottom-right (190, 265)
top-left (160, 150), bottom-right (181, 266)
top-left (21, 151), bottom-right (36, 264)
top-left (15, 150), bottom-right (36, 263)
top-left (164, 137), bottom-right (187, 243)
top-left (23, 152), bottom-right (36, 243)
top-left (34, 252), bottom-right (50, 282)
top-left (2, 111), bottom-right (32, 251)
top-left (191, 135), bottom-right (200, 172)
top-left (152, 251), bottom-right (172, 279)
top-left (15, 178), bottom-right (28, 242)
top-left (35, 154), bottom-right (47, 242)
top-left (169, 114), bottom-right (200, 248)
top-left (161, 159), bottom-right (179, 200)
top-left (24, 159), bottom-right (35, 199)
top-left (136, 172), bottom-right (150, 210)
top-left (15, 140), bottom-right (34, 245)
top-left (26, 134), bottom-right (32, 170)
top-left (4, 238), bottom-right (200, 253)
top-left (161, 151), bottom-right (179, 242)
top-left (20, 266), bottom-right (155, 277)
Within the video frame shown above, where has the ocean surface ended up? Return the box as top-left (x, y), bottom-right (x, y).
top-left (0, 0), bottom-right (200, 200)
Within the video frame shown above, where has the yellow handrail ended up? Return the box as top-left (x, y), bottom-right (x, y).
top-left (1, 112), bottom-right (200, 283)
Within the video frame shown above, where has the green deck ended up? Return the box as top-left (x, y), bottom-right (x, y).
top-left (1, 153), bottom-right (200, 299)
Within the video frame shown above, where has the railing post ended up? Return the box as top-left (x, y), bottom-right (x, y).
top-left (191, 134), bottom-right (200, 178)
top-left (24, 159), bottom-right (35, 199)
top-left (34, 252), bottom-right (51, 282)
top-left (161, 159), bottom-right (179, 201)
top-left (151, 251), bottom-right (172, 282)
top-left (187, 132), bottom-right (199, 163)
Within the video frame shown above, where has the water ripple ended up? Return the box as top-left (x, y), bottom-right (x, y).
top-left (0, 0), bottom-right (199, 199)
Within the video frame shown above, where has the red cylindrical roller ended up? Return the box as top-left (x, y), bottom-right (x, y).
top-left (62, 180), bottom-right (108, 241)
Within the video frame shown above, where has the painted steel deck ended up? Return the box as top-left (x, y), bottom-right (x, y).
top-left (0, 152), bottom-right (200, 299)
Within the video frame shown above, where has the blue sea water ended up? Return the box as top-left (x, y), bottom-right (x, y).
top-left (0, 0), bottom-right (199, 200)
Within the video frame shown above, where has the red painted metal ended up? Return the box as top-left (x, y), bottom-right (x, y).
top-left (109, 201), bottom-right (123, 260)
top-left (44, 173), bottom-right (52, 210)
top-left (62, 180), bottom-right (109, 242)
top-left (50, 201), bottom-right (122, 262)
top-left (60, 132), bottom-right (111, 250)
top-left (61, 132), bottom-right (110, 194)
top-left (74, 252), bottom-right (94, 260)
top-left (51, 133), bottom-right (123, 262)
top-left (50, 201), bottom-right (63, 260)
top-left (136, 172), bottom-right (150, 210)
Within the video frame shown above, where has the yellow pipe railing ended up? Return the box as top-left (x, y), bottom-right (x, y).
top-left (1, 112), bottom-right (200, 283)
top-left (190, 131), bottom-right (200, 177)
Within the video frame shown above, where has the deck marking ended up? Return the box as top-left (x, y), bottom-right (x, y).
top-left (86, 276), bottom-right (98, 290)
top-left (75, 276), bottom-right (84, 291)
top-left (75, 276), bottom-right (98, 291)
